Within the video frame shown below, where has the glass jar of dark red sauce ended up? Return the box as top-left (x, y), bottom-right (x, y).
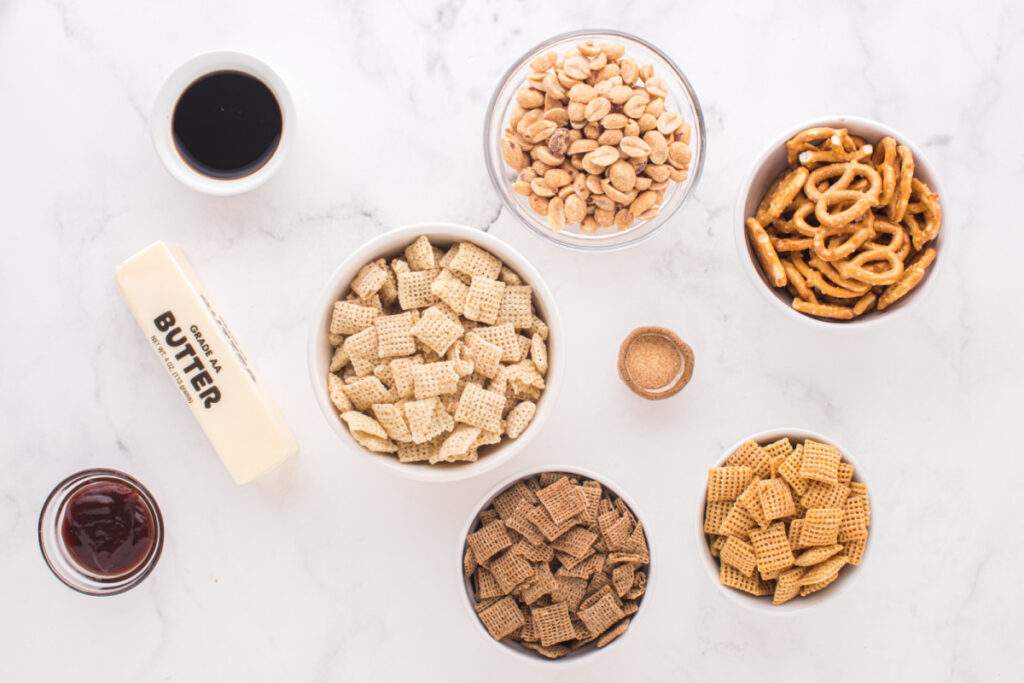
top-left (39, 469), bottom-right (163, 595)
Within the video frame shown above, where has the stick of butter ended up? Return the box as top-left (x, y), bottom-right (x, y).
top-left (115, 241), bottom-right (297, 484)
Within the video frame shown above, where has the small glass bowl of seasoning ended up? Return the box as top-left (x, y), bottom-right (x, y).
top-left (617, 326), bottom-right (695, 400)
top-left (38, 468), bottom-right (163, 596)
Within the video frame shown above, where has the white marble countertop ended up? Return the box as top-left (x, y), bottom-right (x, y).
top-left (2, 0), bottom-right (1022, 680)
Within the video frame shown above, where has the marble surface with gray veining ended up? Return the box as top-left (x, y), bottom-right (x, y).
top-left (1, 0), bottom-right (1022, 680)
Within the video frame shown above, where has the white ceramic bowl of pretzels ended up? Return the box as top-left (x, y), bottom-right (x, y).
top-left (308, 223), bottom-right (563, 483)
top-left (697, 428), bottom-right (873, 615)
top-left (736, 116), bottom-right (945, 327)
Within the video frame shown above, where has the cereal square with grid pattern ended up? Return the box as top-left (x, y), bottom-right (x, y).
top-left (429, 269), bottom-right (469, 315)
top-left (799, 440), bottom-right (842, 484)
top-left (495, 285), bottom-right (535, 330)
top-left (707, 466), bottom-right (753, 502)
top-left (478, 596), bottom-right (525, 640)
top-left (718, 503), bottom-right (756, 539)
top-left (453, 382), bottom-right (505, 433)
top-left (330, 301), bottom-right (379, 335)
top-left (799, 507), bottom-right (843, 547)
top-left (342, 376), bottom-right (391, 411)
top-left (704, 500), bottom-right (732, 534)
top-left (404, 235), bottom-right (436, 271)
top-left (412, 361), bottom-right (460, 400)
top-left (464, 276), bottom-right (507, 325)
top-left (720, 536), bottom-right (758, 577)
top-left (749, 522), bottom-right (795, 576)
top-left (397, 270), bottom-right (438, 310)
top-left (488, 549), bottom-right (534, 594)
top-left (577, 593), bottom-right (626, 638)
top-left (403, 397), bottom-right (453, 444)
top-left (726, 440), bottom-right (771, 478)
top-left (350, 261), bottom-right (389, 300)
top-left (759, 478), bottom-right (796, 521)
top-left (410, 305), bottom-right (464, 356)
top-left (736, 480), bottom-right (768, 529)
top-left (448, 241), bottom-right (503, 280)
top-left (373, 312), bottom-right (417, 358)
top-left (467, 520), bottom-right (512, 564)
top-left (778, 444), bottom-right (810, 496)
top-left (536, 476), bottom-right (587, 525)
top-left (468, 323), bottom-right (521, 362)
top-left (531, 602), bottom-right (576, 647)
top-left (720, 562), bottom-right (768, 596)
top-left (801, 480), bottom-right (851, 509)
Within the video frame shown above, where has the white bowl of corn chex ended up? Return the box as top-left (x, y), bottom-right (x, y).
top-left (698, 428), bottom-right (872, 613)
top-left (309, 223), bottom-right (563, 483)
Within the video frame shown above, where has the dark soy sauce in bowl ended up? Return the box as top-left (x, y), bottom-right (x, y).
top-left (172, 70), bottom-right (282, 179)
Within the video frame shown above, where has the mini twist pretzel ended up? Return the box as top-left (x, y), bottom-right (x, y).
top-left (836, 248), bottom-right (905, 286)
top-left (792, 255), bottom-right (867, 299)
top-left (804, 162), bottom-right (881, 202)
top-left (904, 178), bottom-right (942, 250)
top-left (755, 166), bottom-right (810, 226)
top-left (798, 144), bottom-right (872, 167)
top-left (864, 218), bottom-right (906, 253)
top-left (877, 248), bottom-right (936, 311)
top-left (872, 136), bottom-right (897, 206)
top-left (815, 188), bottom-right (879, 229)
top-left (746, 217), bottom-right (787, 287)
top-left (852, 292), bottom-right (877, 317)
top-left (812, 211), bottom-right (877, 262)
top-left (886, 144), bottom-right (915, 222)
top-left (785, 127), bottom-right (845, 165)
top-left (807, 255), bottom-right (872, 294)
top-left (772, 235), bottom-right (814, 252)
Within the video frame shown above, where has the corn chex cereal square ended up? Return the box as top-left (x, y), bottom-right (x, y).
top-left (477, 596), bottom-right (525, 640)
top-left (799, 440), bottom-right (842, 484)
top-left (448, 242), bottom-right (503, 280)
top-left (397, 270), bottom-right (438, 310)
top-left (429, 269), bottom-right (469, 315)
top-left (718, 503), bottom-right (756, 539)
top-left (778, 444), bottom-right (810, 496)
top-left (759, 478), bottom-right (796, 521)
top-left (720, 562), bottom-right (769, 596)
top-left (330, 301), bottom-right (379, 335)
top-left (531, 602), bottom-right (576, 647)
top-left (536, 476), bottom-right (587, 525)
top-left (762, 437), bottom-right (792, 461)
top-left (799, 554), bottom-right (848, 586)
top-left (794, 544), bottom-right (843, 567)
top-left (838, 495), bottom-right (870, 542)
top-left (373, 312), bottom-right (416, 358)
top-left (409, 306), bottom-right (463, 356)
top-left (467, 520), bottom-right (512, 563)
top-left (454, 383), bottom-right (505, 433)
top-left (726, 440), bottom-right (771, 478)
top-left (704, 500), bottom-right (732, 534)
top-left (799, 507), bottom-right (843, 547)
top-left (749, 522), bottom-right (795, 576)
top-left (707, 466), bottom-right (753, 502)
top-left (772, 566), bottom-right (805, 605)
top-left (736, 480), bottom-right (768, 529)
top-left (495, 285), bottom-right (535, 330)
top-left (800, 572), bottom-right (839, 597)
top-left (464, 276), bottom-right (506, 325)
top-left (801, 481), bottom-right (851, 509)
top-left (843, 537), bottom-right (867, 565)
top-left (720, 536), bottom-right (757, 577)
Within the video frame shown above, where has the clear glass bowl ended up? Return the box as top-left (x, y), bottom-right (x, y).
top-left (38, 468), bottom-right (164, 596)
top-left (484, 29), bottom-right (706, 251)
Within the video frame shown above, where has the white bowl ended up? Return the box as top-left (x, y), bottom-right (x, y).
top-left (308, 223), bottom-right (563, 483)
top-left (151, 51), bottom-right (294, 196)
top-left (697, 428), bottom-right (873, 615)
top-left (458, 465), bottom-right (655, 664)
top-left (735, 115), bottom-right (947, 329)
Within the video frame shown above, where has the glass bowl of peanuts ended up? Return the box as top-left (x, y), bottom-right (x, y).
top-left (736, 116), bottom-right (947, 328)
top-left (485, 30), bottom-right (705, 251)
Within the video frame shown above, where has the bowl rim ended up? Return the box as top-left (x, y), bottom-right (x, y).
top-left (734, 114), bottom-right (948, 330)
top-left (306, 222), bottom-right (564, 483)
top-left (457, 464), bottom-right (657, 665)
top-left (696, 427), bottom-right (873, 615)
top-left (484, 28), bottom-right (706, 252)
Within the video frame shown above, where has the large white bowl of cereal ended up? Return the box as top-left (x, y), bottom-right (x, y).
top-left (308, 223), bottom-right (562, 482)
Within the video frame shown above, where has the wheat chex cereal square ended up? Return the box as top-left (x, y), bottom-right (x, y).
top-left (449, 242), bottom-right (503, 280)
top-left (373, 312), bottom-right (416, 358)
top-left (478, 596), bottom-right (525, 640)
top-left (493, 481), bottom-right (538, 521)
top-left (726, 440), bottom-right (771, 478)
top-left (512, 539), bottom-right (554, 565)
top-left (799, 440), bottom-right (842, 484)
top-left (611, 563), bottom-right (635, 598)
top-left (495, 285), bottom-right (535, 330)
top-left (552, 576), bottom-right (588, 611)
top-left (598, 511), bottom-right (633, 551)
top-left (552, 526), bottom-right (598, 559)
top-left (527, 505), bottom-right (578, 542)
top-left (488, 549), bottom-right (534, 594)
top-left (330, 301), bottom-right (379, 335)
top-left (706, 466), bottom-right (753, 502)
top-left (454, 383), bottom-right (505, 433)
top-left (799, 507), bottom-right (843, 547)
top-left (397, 270), bottom-right (438, 310)
top-left (350, 261), bottom-right (389, 300)
top-left (475, 567), bottom-right (503, 600)
top-left (404, 235), bottom-right (435, 271)
top-left (408, 305), bottom-right (463, 356)
top-left (720, 536), bottom-right (758, 577)
top-left (531, 602), bottom-right (576, 647)
top-left (778, 444), bottom-right (810, 496)
top-left (412, 361), bottom-right (460, 399)
top-left (520, 564), bottom-right (559, 605)
top-left (467, 520), bottom-right (513, 563)
top-left (464, 276), bottom-right (507, 325)
top-left (506, 502), bottom-right (546, 545)
top-left (759, 478), bottom-right (796, 522)
top-left (341, 376), bottom-right (391, 411)
top-left (578, 593), bottom-right (626, 638)
top-left (429, 269), bottom-right (469, 314)
top-left (749, 522), bottom-right (795, 577)
top-left (718, 503), bottom-right (756, 539)
top-left (537, 476), bottom-right (587, 525)
top-left (719, 562), bottom-right (769, 596)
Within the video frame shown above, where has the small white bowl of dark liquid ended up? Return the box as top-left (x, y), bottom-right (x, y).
top-left (151, 51), bottom-right (294, 195)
